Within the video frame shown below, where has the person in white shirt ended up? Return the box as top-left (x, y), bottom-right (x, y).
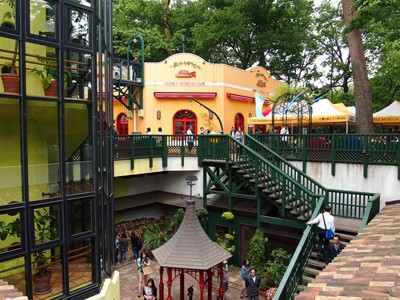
top-left (186, 125), bottom-right (194, 153)
top-left (306, 205), bottom-right (335, 264)
top-left (280, 124), bottom-right (289, 146)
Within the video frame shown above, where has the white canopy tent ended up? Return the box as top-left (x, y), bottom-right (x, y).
top-left (248, 99), bottom-right (356, 132)
top-left (373, 100), bottom-right (400, 125)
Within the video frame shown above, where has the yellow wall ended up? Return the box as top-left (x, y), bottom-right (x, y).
top-left (86, 271), bottom-right (120, 300)
top-left (114, 53), bottom-right (283, 134)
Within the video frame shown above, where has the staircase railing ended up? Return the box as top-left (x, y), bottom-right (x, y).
top-left (200, 135), bottom-right (325, 221)
top-left (273, 197), bottom-right (324, 300)
top-left (245, 134), bottom-right (377, 220)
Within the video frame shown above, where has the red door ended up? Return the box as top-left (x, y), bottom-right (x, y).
top-left (234, 113), bottom-right (244, 130)
top-left (117, 113), bottom-right (128, 134)
top-left (173, 110), bottom-right (197, 135)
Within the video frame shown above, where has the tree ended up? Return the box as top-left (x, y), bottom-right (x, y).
top-left (341, 0), bottom-right (374, 133)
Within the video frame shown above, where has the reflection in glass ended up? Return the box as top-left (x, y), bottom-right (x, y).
top-left (0, 0), bottom-right (16, 29)
top-left (30, 0), bottom-right (56, 38)
top-left (70, 199), bottom-right (92, 235)
top-left (0, 257), bottom-right (26, 296)
top-left (64, 51), bottom-right (91, 100)
top-left (33, 206), bottom-right (60, 245)
top-left (68, 9), bottom-right (90, 46)
top-left (27, 101), bottom-right (60, 201)
top-left (68, 239), bottom-right (93, 291)
top-left (65, 103), bottom-right (94, 195)
top-left (0, 99), bottom-right (21, 205)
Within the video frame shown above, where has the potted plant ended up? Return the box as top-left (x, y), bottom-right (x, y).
top-left (0, 207), bottom-right (58, 295)
top-left (0, 0), bottom-right (19, 94)
top-left (31, 56), bottom-right (58, 97)
top-left (31, 208), bottom-right (58, 294)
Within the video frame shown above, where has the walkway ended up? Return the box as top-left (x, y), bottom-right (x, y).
top-left (296, 202), bottom-right (400, 299)
top-left (117, 254), bottom-right (261, 300)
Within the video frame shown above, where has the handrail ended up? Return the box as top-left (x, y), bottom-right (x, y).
top-left (274, 197), bottom-right (325, 300)
top-left (245, 134), bottom-right (379, 220)
top-left (359, 193), bottom-right (381, 231)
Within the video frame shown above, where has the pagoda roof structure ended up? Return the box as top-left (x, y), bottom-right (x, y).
top-left (152, 199), bottom-right (231, 270)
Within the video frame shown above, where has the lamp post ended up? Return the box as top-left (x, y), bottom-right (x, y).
top-left (190, 97), bottom-right (224, 133)
top-left (308, 102), bottom-right (313, 132)
top-left (185, 175), bottom-right (198, 200)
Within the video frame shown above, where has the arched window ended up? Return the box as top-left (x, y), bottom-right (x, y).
top-left (173, 110), bottom-right (197, 135)
top-left (234, 113), bottom-right (244, 130)
top-left (116, 113), bottom-right (128, 134)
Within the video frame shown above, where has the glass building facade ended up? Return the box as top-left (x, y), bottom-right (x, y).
top-left (0, 0), bottom-right (114, 297)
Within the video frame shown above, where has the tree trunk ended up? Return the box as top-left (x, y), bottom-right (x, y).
top-left (341, 0), bottom-right (374, 134)
top-left (163, 0), bottom-right (172, 56)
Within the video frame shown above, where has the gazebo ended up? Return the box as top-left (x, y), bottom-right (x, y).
top-left (152, 199), bottom-right (232, 300)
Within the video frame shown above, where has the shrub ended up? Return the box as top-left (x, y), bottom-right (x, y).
top-left (247, 228), bottom-right (266, 273)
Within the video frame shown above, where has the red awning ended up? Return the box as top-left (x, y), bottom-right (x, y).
top-left (226, 93), bottom-right (254, 102)
top-left (154, 92), bottom-right (217, 99)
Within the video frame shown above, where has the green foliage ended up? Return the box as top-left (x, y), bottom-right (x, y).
top-left (216, 233), bottom-right (235, 254)
top-left (247, 228), bottom-right (266, 273)
top-left (174, 208), bottom-right (185, 228)
top-left (221, 211), bottom-right (234, 221)
top-left (262, 248), bottom-right (291, 288)
top-left (196, 207), bottom-right (208, 226)
top-left (142, 220), bottom-right (175, 251)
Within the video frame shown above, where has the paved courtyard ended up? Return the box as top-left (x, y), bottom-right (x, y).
top-left (116, 254), bottom-right (251, 300)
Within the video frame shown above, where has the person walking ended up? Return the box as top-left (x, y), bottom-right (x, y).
top-left (245, 268), bottom-right (261, 300)
top-left (222, 260), bottom-right (229, 297)
top-left (186, 125), bottom-right (194, 154)
top-left (306, 205), bottom-right (335, 264)
top-left (130, 230), bottom-right (139, 262)
top-left (137, 251), bottom-right (151, 297)
top-left (240, 258), bottom-right (251, 298)
top-left (114, 234), bottom-right (120, 264)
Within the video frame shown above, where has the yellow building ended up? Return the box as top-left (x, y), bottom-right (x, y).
top-left (113, 53), bottom-right (283, 135)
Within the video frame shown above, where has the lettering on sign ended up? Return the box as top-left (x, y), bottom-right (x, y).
top-left (164, 82), bottom-right (206, 86)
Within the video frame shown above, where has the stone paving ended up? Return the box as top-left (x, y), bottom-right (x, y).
top-left (116, 253), bottom-right (251, 300)
top-left (296, 202), bottom-right (400, 300)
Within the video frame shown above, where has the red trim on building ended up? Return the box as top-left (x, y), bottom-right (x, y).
top-left (154, 92), bottom-right (217, 99)
top-left (226, 93), bottom-right (254, 102)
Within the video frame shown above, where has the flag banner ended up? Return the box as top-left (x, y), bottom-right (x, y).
top-left (255, 93), bottom-right (265, 118)
top-left (284, 90), bottom-right (306, 114)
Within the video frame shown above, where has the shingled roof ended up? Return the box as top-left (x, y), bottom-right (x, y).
top-left (152, 199), bottom-right (232, 270)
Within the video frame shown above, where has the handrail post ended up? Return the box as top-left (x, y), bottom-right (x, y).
top-left (130, 135), bottom-right (135, 170)
top-left (162, 135), bottom-right (168, 167)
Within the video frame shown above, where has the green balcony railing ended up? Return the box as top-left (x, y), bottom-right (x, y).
top-left (251, 133), bottom-right (400, 179)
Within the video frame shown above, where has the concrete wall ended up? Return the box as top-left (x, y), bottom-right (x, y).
top-left (292, 161), bottom-right (400, 208)
top-left (86, 271), bottom-right (120, 300)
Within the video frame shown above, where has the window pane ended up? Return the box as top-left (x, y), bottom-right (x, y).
top-left (68, 9), bottom-right (90, 46)
top-left (27, 100), bottom-right (60, 201)
top-left (33, 206), bottom-right (60, 245)
top-left (0, 98), bottom-right (22, 205)
top-left (0, 0), bottom-right (16, 29)
top-left (0, 211), bottom-right (22, 253)
top-left (0, 257), bottom-right (26, 296)
top-left (69, 198), bottom-right (92, 235)
top-left (0, 38), bottom-right (20, 94)
top-left (65, 103), bottom-right (93, 195)
top-left (64, 51), bottom-right (92, 100)
top-left (69, 0), bottom-right (91, 7)
top-left (30, 0), bottom-right (56, 39)
top-left (68, 239), bottom-right (93, 291)
top-left (31, 246), bottom-right (63, 297)
top-left (26, 43), bottom-right (59, 98)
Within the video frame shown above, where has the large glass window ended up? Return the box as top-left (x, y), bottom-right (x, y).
top-left (26, 43), bottom-right (59, 98)
top-left (0, 257), bottom-right (26, 296)
top-left (29, 0), bottom-right (57, 39)
top-left (68, 239), bottom-right (93, 291)
top-left (0, 38), bottom-right (20, 94)
top-left (65, 103), bottom-right (93, 194)
top-left (0, 210), bottom-right (22, 253)
top-left (0, 0), bottom-right (17, 30)
top-left (67, 9), bottom-right (90, 46)
top-left (0, 99), bottom-right (22, 205)
top-left (64, 51), bottom-right (92, 100)
top-left (33, 205), bottom-right (60, 246)
top-left (27, 100), bottom-right (60, 201)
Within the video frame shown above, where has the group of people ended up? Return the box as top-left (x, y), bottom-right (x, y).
top-left (115, 230), bottom-right (142, 264)
top-left (240, 258), bottom-right (261, 300)
top-left (306, 205), bottom-right (345, 265)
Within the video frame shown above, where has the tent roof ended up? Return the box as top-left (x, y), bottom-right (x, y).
top-left (152, 199), bottom-right (231, 270)
top-left (373, 101), bottom-right (400, 124)
top-left (248, 99), bottom-right (355, 125)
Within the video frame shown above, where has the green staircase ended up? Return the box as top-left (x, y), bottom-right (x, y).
top-left (199, 134), bottom-right (381, 299)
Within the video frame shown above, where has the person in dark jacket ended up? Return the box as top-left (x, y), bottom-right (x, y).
top-left (328, 234), bottom-right (345, 263)
top-left (130, 230), bottom-right (139, 262)
top-left (245, 268), bottom-right (261, 300)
